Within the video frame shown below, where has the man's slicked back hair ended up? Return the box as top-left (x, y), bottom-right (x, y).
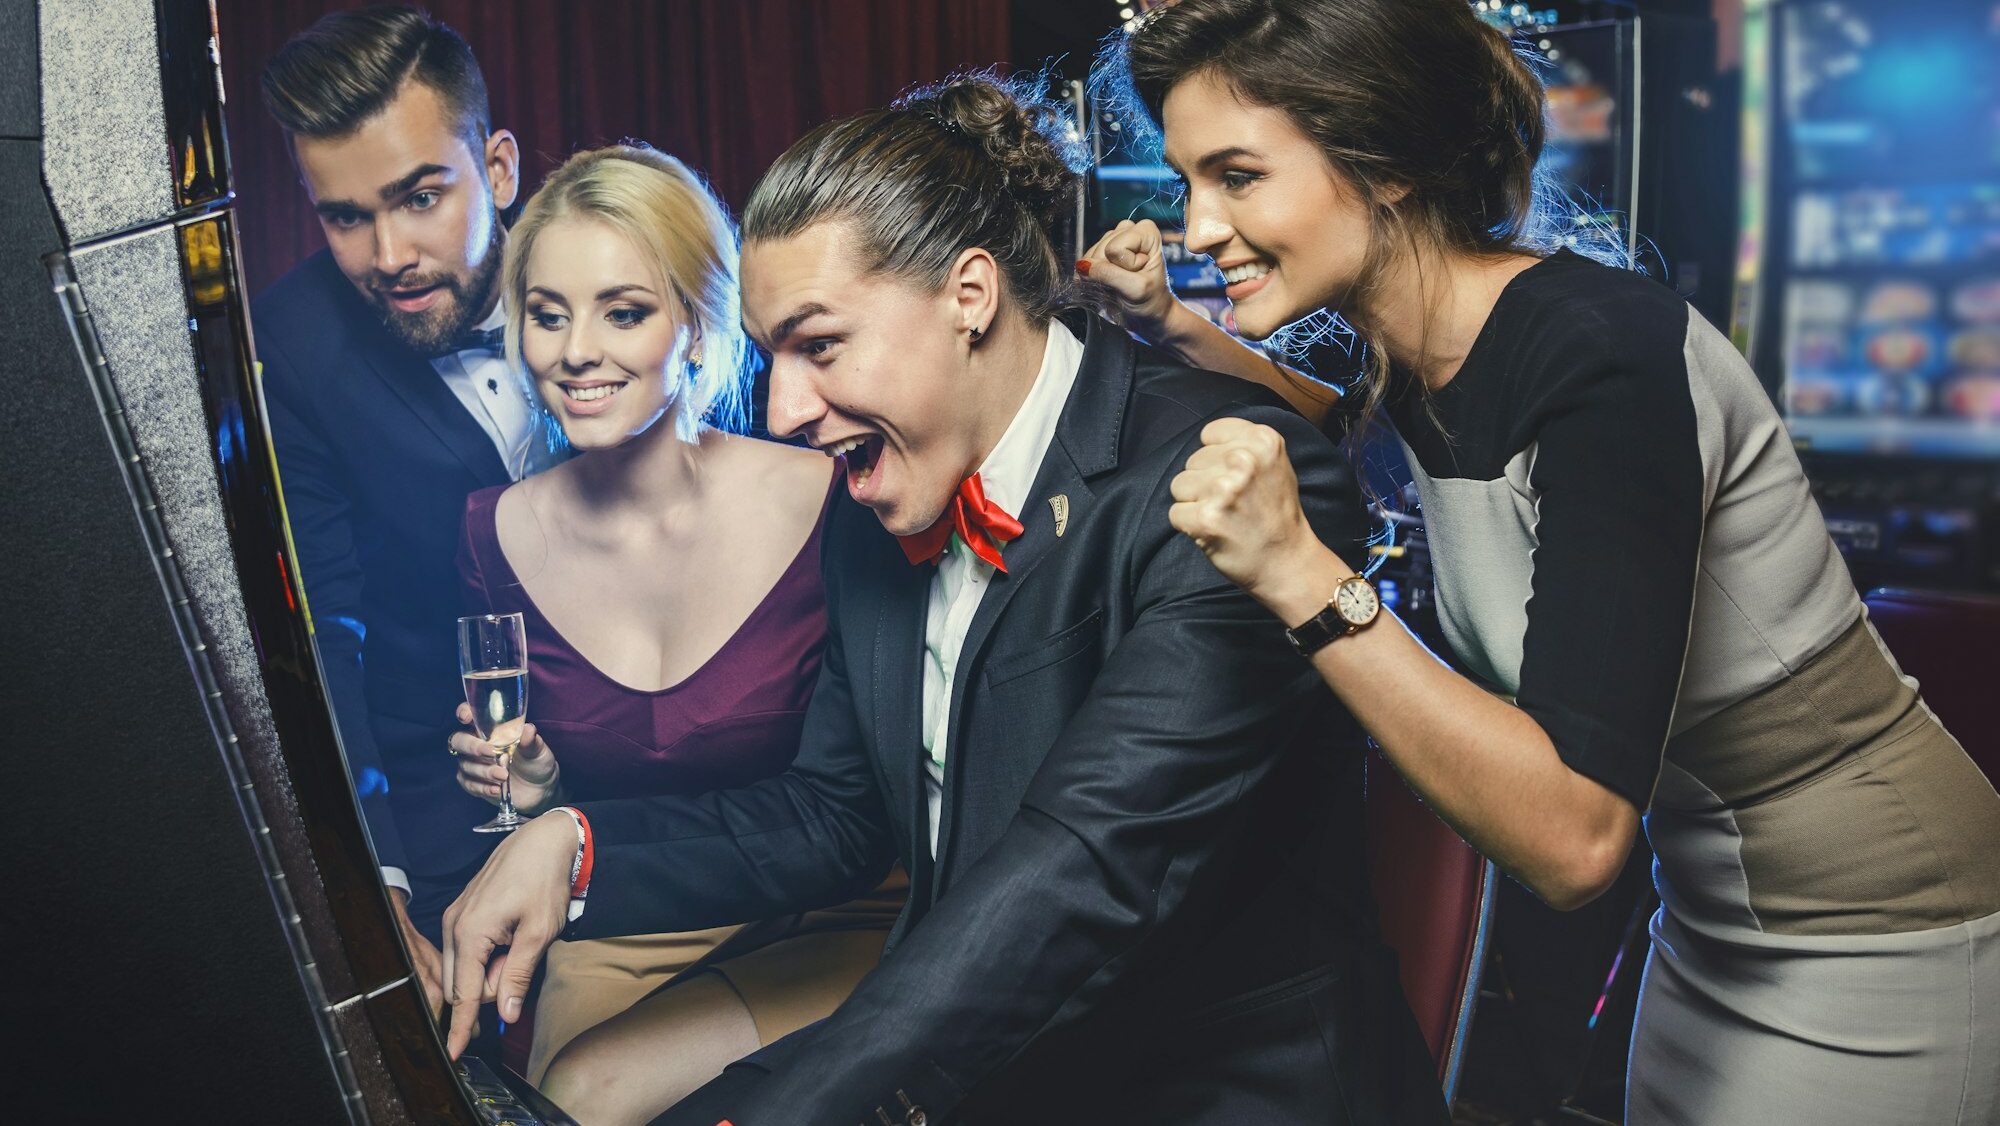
top-left (260, 4), bottom-right (490, 150)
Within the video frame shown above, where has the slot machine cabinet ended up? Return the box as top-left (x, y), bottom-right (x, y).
top-left (4, 3), bottom-right (564, 1120)
top-left (1528, 8), bottom-right (1738, 333)
top-left (1737, 0), bottom-right (2000, 594)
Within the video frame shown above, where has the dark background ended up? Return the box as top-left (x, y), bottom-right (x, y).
top-left (215, 0), bottom-right (1034, 296)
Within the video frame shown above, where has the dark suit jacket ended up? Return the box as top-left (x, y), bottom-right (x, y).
top-left (575, 318), bottom-right (1445, 1125)
top-left (253, 249), bottom-right (507, 882)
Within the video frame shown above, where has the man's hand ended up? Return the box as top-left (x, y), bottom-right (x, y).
top-left (439, 811), bottom-right (576, 1058)
top-left (388, 887), bottom-right (446, 1018)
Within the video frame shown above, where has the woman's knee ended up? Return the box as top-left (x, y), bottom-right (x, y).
top-left (539, 1031), bottom-right (652, 1124)
top-left (537, 980), bottom-right (755, 1124)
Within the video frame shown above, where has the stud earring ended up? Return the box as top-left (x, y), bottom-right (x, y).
top-left (968, 324), bottom-right (985, 342)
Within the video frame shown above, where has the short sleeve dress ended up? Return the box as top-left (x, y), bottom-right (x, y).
top-left (1385, 250), bottom-right (2000, 1124)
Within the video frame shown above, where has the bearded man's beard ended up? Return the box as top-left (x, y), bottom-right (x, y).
top-left (373, 217), bottom-right (505, 356)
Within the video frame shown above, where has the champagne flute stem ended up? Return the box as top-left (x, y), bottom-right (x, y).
top-left (497, 743), bottom-right (516, 822)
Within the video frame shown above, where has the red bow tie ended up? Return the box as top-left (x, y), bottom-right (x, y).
top-left (897, 474), bottom-right (1024, 571)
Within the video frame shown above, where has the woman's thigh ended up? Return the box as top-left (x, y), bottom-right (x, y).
top-left (526, 927), bottom-right (736, 1085)
top-left (540, 971), bottom-right (760, 1126)
top-left (537, 924), bottom-right (889, 1124)
top-left (697, 925), bottom-right (888, 1045)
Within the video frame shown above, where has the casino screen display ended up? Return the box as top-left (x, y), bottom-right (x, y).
top-left (1778, 0), bottom-right (2000, 457)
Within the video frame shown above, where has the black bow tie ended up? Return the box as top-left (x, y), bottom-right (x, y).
top-left (438, 326), bottom-right (505, 358)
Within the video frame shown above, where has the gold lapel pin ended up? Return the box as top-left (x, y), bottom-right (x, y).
top-left (1049, 494), bottom-right (1069, 537)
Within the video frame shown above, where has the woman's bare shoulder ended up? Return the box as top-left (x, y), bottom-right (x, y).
top-left (711, 432), bottom-right (836, 505)
top-left (491, 473), bottom-right (558, 576)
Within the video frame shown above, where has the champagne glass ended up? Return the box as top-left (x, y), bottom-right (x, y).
top-left (458, 612), bottom-right (528, 833)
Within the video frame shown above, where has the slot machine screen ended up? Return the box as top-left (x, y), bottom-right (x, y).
top-left (1777, 0), bottom-right (2000, 458)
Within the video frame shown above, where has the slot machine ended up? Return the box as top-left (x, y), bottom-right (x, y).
top-left (1511, 2), bottom-right (1739, 330)
top-left (5, 2), bottom-right (567, 1120)
top-left (1737, 0), bottom-right (2000, 593)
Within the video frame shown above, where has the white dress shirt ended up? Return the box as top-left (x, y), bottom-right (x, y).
top-left (383, 298), bottom-right (544, 906)
top-left (557, 322), bottom-right (1086, 920)
top-left (431, 298), bottom-right (544, 479)
top-left (921, 321), bottom-right (1085, 856)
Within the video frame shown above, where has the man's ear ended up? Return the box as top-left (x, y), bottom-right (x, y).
top-left (485, 128), bottom-right (521, 212)
top-left (948, 244), bottom-right (1001, 341)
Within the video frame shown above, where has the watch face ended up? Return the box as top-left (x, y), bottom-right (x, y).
top-left (1334, 577), bottom-right (1379, 627)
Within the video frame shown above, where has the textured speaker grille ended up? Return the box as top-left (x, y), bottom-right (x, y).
top-left (67, 229), bottom-right (286, 799)
top-left (39, 0), bottom-right (176, 240)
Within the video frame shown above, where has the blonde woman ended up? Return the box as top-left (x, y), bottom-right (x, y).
top-left (445, 143), bottom-right (903, 1123)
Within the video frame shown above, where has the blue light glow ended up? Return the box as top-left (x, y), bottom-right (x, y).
top-left (1857, 41), bottom-right (1974, 117)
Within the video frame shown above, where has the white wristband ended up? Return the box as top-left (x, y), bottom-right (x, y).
top-left (552, 806), bottom-right (587, 896)
top-left (553, 806), bottom-right (589, 924)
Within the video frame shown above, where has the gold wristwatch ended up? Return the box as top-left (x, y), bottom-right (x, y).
top-left (1285, 574), bottom-right (1381, 657)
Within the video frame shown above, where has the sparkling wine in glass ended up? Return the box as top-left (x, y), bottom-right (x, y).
top-left (458, 613), bottom-right (529, 833)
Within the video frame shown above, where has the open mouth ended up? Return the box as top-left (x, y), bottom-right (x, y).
top-left (823, 434), bottom-right (885, 500)
top-left (382, 284), bottom-right (445, 314)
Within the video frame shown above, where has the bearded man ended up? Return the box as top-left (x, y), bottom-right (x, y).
top-left (252, 5), bottom-right (555, 1012)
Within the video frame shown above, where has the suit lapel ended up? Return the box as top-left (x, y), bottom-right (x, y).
top-left (868, 543), bottom-right (936, 917)
top-left (930, 452), bottom-right (1091, 893)
top-left (341, 293), bottom-right (510, 486)
top-left (930, 317), bottom-right (1133, 891)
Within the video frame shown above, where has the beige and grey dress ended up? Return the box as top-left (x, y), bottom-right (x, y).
top-left (1387, 250), bottom-right (2000, 1123)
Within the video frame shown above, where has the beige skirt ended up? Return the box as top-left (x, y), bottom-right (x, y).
top-left (526, 870), bottom-right (908, 1084)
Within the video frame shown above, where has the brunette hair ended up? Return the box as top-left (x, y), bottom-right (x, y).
top-left (742, 72), bottom-right (1087, 323)
top-left (261, 5), bottom-right (490, 152)
top-left (1099, 0), bottom-right (1624, 435)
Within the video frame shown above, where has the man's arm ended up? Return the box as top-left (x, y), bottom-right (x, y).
top-left (259, 339), bottom-right (407, 875)
top-left (262, 336), bottom-right (455, 1012)
top-left (710, 406), bottom-right (1369, 1123)
top-left (441, 577), bottom-right (900, 1053)
top-left (567, 609), bottom-right (900, 937)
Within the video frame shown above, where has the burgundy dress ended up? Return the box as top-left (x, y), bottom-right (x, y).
top-left (456, 472), bottom-right (902, 1080)
top-left (457, 481), bottom-right (830, 804)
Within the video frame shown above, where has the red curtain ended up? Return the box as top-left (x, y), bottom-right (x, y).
top-left (215, 1), bottom-right (1014, 296)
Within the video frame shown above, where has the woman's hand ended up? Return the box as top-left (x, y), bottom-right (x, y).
top-left (1082, 222), bottom-right (1339, 430)
top-left (452, 701), bottom-right (561, 816)
top-left (1078, 219), bottom-right (1187, 345)
top-left (1168, 417), bottom-right (1351, 616)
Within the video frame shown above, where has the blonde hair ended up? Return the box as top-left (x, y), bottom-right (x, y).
top-left (504, 143), bottom-right (749, 445)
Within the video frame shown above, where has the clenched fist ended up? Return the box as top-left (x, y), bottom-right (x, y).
top-left (1167, 416), bottom-right (1325, 606)
top-left (1078, 218), bottom-right (1180, 343)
